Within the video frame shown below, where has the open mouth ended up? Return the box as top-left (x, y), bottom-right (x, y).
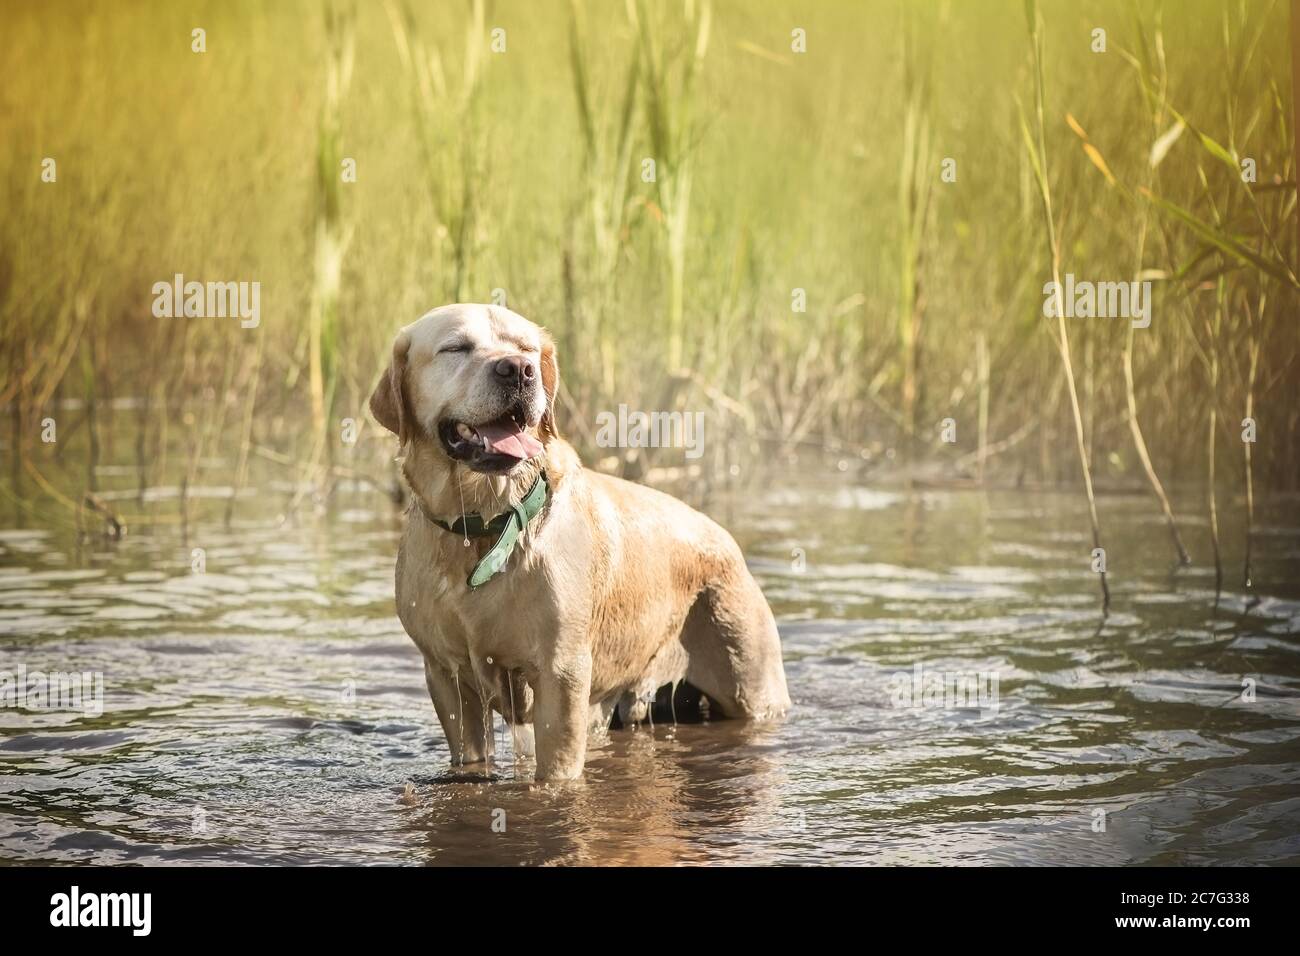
top-left (438, 402), bottom-right (544, 474)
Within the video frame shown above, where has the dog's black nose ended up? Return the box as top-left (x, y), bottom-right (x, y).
top-left (493, 355), bottom-right (535, 385)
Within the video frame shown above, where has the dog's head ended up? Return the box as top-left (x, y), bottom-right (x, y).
top-left (369, 304), bottom-right (560, 475)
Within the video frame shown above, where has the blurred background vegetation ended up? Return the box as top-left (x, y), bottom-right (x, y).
top-left (0, 1), bottom-right (1296, 560)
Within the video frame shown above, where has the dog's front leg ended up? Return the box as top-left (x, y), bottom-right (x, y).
top-left (424, 657), bottom-right (493, 766)
top-left (532, 648), bottom-right (592, 781)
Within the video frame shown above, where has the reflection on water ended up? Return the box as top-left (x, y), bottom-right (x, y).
top-left (1, 468), bottom-right (1299, 865)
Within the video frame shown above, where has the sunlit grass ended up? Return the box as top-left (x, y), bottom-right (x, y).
top-left (0, 0), bottom-right (1294, 534)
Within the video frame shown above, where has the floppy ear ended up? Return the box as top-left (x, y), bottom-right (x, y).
top-left (538, 331), bottom-right (560, 442)
top-left (369, 330), bottom-right (412, 448)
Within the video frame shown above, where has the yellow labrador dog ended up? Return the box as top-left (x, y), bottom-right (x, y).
top-left (370, 304), bottom-right (790, 780)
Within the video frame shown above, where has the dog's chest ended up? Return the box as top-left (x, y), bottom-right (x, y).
top-left (394, 520), bottom-right (548, 672)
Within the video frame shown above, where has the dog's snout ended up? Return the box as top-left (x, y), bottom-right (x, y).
top-left (493, 355), bottom-right (535, 386)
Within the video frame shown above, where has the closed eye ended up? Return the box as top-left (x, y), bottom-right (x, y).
top-left (439, 342), bottom-right (472, 354)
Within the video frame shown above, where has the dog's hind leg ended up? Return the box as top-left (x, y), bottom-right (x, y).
top-left (679, 572), bottom-right (791, 720)
top-left (424, 656), bottom-right (493, 766)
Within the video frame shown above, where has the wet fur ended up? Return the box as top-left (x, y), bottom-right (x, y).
top-left (371, 304), bottom-right (790, 781)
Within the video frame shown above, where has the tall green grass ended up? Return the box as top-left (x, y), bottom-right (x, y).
top-left (0, 0), bottom-right (1295, 540)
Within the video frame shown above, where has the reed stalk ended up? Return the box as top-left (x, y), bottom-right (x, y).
top-left (898, 12), bottom-right (932, 462)
top-left (226, 331), bottom-right (265, 529)
top-left (309, 2), bottom-right (355, 456)
top-left (1207, 277), bottom-right (1224, 599)
top-left (1291, 0), bottom-right (1300, 270)
top-left (1126, 19), bottom-right (1190, 565)
top-left (387, 0), bottom-right (487, 303)
top-left (1022, 1), bottom-right (1109, 612)
top-left (1243, 294), bottom-right (1260, 591)
top-left (569, 0), bottom-right (640, 399)
top-left (629, 0), bottom-right (710, 372)
top-left (976, 332), bottom-right (989, 483)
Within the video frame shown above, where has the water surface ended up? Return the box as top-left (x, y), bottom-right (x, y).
top-left (2, 469), bottom-right (1298, 865)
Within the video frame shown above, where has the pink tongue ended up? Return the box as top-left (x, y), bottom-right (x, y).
top-left (476, 418), bottom-right (544, 461)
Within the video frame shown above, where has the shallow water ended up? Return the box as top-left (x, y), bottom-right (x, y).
top-left (2, 469), bottom-right (1299, 865)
